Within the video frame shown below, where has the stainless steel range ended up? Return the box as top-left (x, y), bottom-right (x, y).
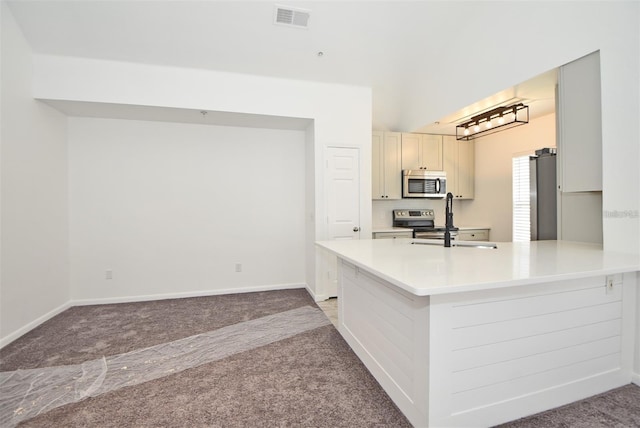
top-left (392, 209), bottom-right (459, 240)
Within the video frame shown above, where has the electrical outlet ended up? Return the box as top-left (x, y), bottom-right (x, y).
top-left (235, 263), bottom-right (242, 273)
top-left (106, 269), bottom-right (113, 280)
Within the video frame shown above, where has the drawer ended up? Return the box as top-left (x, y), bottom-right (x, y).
top-left (373, 231), bottom-right (413, 239)
top-left (458, 229), bottom-right (490, 241)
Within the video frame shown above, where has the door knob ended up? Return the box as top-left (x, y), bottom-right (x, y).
top-left (353, 227), bottom-right (360, 232)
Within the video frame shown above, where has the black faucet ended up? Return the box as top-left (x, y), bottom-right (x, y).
top-left (444, 192), bottom-right (454, 248)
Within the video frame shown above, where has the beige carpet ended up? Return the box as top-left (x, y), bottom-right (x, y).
top-left (1, 289), bottom-right (638, 427)
top-left (1, 289), bottom-right (411, 427)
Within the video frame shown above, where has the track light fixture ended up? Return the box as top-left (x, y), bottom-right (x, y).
top-left (456, 103), bottom-right (529, 141)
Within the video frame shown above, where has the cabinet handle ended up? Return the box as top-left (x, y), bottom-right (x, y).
top-left (353, 227), bottom-right (360, 232)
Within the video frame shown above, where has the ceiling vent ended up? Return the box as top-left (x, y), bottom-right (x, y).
top-left (274, 5), bottom-right (310, 29)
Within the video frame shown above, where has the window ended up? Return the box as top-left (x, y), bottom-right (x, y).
top-left (512, 155), bottom-right (531, 241)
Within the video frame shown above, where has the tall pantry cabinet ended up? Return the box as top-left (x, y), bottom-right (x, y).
top-left (372, 131), bottom-right (402, 199)
top-left (556, 51), bottom-right (603, 244)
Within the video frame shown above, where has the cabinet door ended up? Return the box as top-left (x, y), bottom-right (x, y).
top-left (458, 229), bottom-right (489, 241)
top-left (422, 134), bottom-right (443, 170)
top-left (372, 131), bottom-right (402, 200)
top-left (401, 133), bottom-right (421, 170)
top-left (443, 136), bottom-right (458, 197)
top-left (383, 132), bottom-right (402, 199)
top-left (372, 131), bottom-right (385, 199)
top-left (457, 139), bottom-right (475, 199)
top-left (558, 51), bottom-right (602, 192)
top-left (443, 136), bottom-right (474, 199)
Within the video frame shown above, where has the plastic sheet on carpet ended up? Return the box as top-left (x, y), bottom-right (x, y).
top-left (0, 305), bottom-right (331, 427)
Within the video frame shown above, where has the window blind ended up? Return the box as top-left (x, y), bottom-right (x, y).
top-left (512, 155), bottom-right (531, 242)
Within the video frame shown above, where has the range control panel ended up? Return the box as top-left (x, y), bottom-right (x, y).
top-left (393, 209), bottom-right (435, 220)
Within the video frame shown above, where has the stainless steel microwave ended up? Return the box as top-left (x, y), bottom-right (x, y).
top-left (402, 170), bottom-right (447, 198)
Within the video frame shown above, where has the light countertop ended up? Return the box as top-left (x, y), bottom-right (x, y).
top-left (316, 238), bottom-right (640, 296)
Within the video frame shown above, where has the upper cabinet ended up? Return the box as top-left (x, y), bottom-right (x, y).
top-left (372, 131), bottom-right (402, 200)
top-left (401, 133), bottom-right (443, 171)
top-left (443, 136), bottom-right (474, 199)
top-left (372, 132), bottom-right (475, 201)
top-left (557, 51), bottom-right (602, 192)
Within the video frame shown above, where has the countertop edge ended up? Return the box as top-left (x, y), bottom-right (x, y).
top-left (315, 240), bottom-right (640, 297)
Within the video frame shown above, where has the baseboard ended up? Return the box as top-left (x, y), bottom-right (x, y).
top-left (71, 282), bottom-right (307, 306)
top-left (632, 372), bottom-right (640, 386)
top-left (304, 284), bottom-right (318, 301)
top-left (311, 292), bottom-right (330, 302)
top-left (0, 300), bottom-right (72, 348)
top-left (2, 283), bottom-right (311, 349)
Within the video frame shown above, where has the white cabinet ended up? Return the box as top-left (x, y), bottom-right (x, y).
top-left (557, 51), bottom-right (602, 192)
top-left (557, 51), bottom-right (603, 244)
top-left (457, 228), bottom-right (490, 241)
top-left (373, 231), bottom-right (413, 239)
top-left (443, 135), bottom-right (474, 199)
top-left (401, 133), bottom-right (443, 171)
top-left (372, 131), bottom-right (402, 200)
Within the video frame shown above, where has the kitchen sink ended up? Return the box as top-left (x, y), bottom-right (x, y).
top-left (411, 241), bottom-right (498, 249)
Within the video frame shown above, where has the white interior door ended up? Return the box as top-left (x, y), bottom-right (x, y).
top-left (327, 147), bottom-right (360, 241)
top-left (323, 147), bottom-right (360, 298)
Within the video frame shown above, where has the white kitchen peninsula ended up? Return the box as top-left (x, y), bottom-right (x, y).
top-left (315, 238), bottom-right (640, 428)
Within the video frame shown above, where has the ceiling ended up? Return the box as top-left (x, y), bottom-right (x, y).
top-left (7, 0), bottom-right (557, 133)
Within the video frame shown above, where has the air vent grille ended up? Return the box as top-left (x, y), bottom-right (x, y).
top-left (274, 5), bottom-right (310, 28)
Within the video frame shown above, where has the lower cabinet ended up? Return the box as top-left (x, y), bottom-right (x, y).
top-left (373, 231), bottom-right (413, 239)
top-left (457, 228), bottom-right (490, 241)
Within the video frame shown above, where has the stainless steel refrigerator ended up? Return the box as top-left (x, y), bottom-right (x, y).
top-left (529, 149), bottom-right (557, 240)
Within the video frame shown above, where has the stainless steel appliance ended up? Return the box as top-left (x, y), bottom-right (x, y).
top-left (402, 170), bottom-right (447, 198)
top-left (530, 149), bottom-right (557, 240)
top-left (392, 209), bottom-right (458, 239)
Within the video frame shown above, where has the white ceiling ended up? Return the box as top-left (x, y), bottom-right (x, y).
top-left (7, 0), bottom-right (556, 133)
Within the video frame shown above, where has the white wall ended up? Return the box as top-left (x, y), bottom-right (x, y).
top-left (456, 114), bottom-right (556, 242)
top-left (31, 55), bottom-right (373, 300)
top-left (68, 117), bottom-right (306, 302)
top-left (305, 123), bottom-right (316, 295)
top-left (0, 3), bottom-right (70, 346)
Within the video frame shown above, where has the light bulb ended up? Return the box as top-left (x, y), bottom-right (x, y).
top-left (498, 116), bottom-right (505, 125)
top-left (463, 128), bottom-right (470, 136)
top-left (473, 125), bottom-right (480, 132)
top-left (485, 120), bottom-right (492, 129)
